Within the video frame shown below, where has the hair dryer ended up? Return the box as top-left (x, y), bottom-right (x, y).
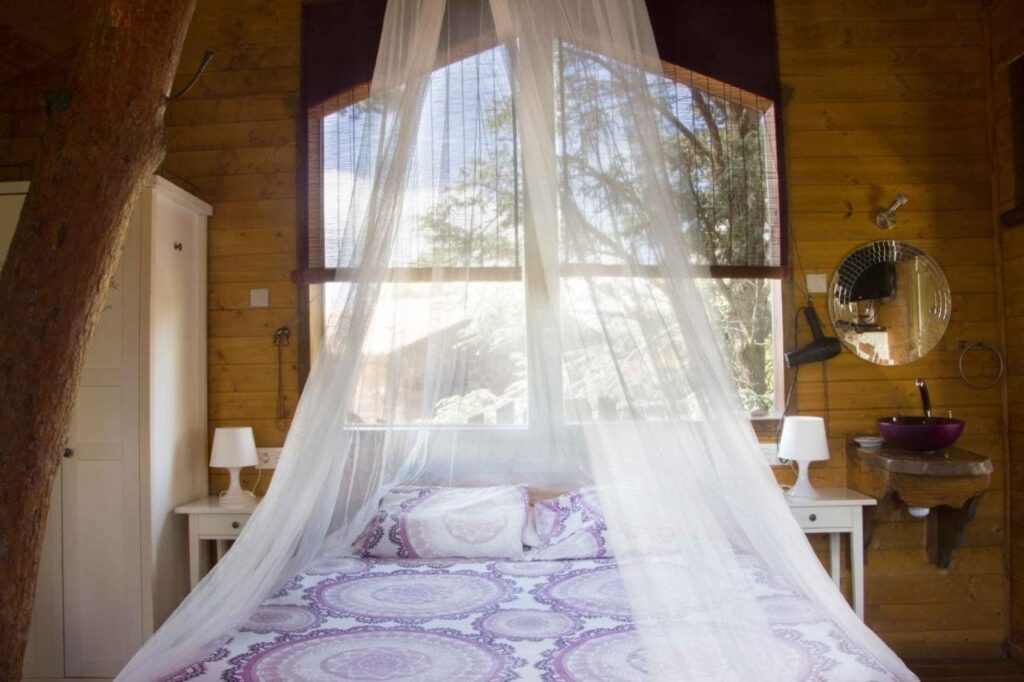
top-left (784, 303), bottom-right (841, 367)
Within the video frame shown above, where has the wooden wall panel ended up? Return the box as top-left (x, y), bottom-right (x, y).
top-left (777, 0), bottom-right (1007, 658)
top-left (0, 1), bottom-right (303, 493)
top-left (985, 0), bottom-right (1024, 660)
top-left (0, 57), bottom-right (65, 181)
top-left (0, 0), bottom-right (1014, 657)
top-left (167, 0), bottom-right (302, 496)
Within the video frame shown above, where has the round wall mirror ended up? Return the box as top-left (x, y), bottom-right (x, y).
top-left (828, 240), bottom-right (951, 366)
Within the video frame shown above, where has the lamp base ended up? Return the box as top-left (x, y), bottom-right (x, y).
top-left (218, 467), bottom-right (255, 509)
top-left (786, 460), bottom-right (821, 500)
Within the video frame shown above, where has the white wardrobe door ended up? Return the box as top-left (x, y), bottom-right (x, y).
top-left (62, 215), bottom-right (143, 677)
top-left (145, 191), bottom-right (206, 630)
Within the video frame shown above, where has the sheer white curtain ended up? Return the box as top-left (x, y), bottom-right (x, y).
top-left (119, 1), bottom-right (916, 680)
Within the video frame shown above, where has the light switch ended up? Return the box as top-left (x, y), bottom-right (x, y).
top-left (250, 288), bottom-right (269, 307)
top-left (805, 273), bottom-right (828, 294)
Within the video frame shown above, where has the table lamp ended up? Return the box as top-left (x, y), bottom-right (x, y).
top-left (210, 427), bottom-right (258, 508)
top-left (779, 416), bottom-right (830, 500)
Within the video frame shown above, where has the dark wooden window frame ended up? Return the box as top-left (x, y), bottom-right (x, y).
top-left (1002, 55), bottom-right (1024, 228)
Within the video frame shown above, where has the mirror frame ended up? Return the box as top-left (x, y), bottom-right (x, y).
top-left (827, 240), bottom-right (951, 366)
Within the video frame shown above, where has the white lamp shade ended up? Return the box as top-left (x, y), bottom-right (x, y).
top-left (778, 416), bottom-right (830, 463)
top-left (210, 427), bottom-right (258, 468)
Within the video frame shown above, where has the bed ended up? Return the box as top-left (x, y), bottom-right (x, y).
top-left (165, 551), bottom-right (895, 681)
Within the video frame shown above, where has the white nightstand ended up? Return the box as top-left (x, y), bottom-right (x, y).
top-left (786, 487), bottom-right (875, 619)
top-left (175, 496), bottom-right (261, 588)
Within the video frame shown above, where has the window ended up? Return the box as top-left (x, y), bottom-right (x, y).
top-left (1001, 54), bottom-right (1024, 228)
top-left (303, 46), bottom-right (784, 424)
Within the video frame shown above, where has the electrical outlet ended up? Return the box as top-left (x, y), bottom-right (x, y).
top-left (256, 447), bottom-right (282, 469)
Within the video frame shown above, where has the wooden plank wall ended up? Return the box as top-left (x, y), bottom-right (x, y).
top-left (165, 0), bottom-right (304, 495)
top-left (0, 0), bottom-right (304, 499)
top-left (0, 0), bottom-right (1013, 658)
top-left (776, 0), bottom-right (1006, 657)
top-left (0, 59), bottom-right (63, 181)
top-left (984, 0), bottom-right (1024, 660)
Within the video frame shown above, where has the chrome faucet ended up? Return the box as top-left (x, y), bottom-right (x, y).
top-left (915, 378), bottom-right (932, 418)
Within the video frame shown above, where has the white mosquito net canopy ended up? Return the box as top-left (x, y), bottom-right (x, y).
top-left (119, 0), bottom-right (915, 679)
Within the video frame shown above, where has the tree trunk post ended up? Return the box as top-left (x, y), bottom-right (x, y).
top-left (0, 0), bottom-right (196, 676)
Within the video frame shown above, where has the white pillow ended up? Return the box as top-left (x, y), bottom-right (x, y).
top-left (358, 485), bottom-right (529, 559)
top-left (526, 487), bottom-right (611, 560)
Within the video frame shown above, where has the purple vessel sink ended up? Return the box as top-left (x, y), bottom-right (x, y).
top-left (877, 416), bottom-right (965, 452)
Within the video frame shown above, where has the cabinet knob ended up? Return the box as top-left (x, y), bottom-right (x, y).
top-left (808, 513), bottom-right (817, 522)
top-left (63, 448), bottom-right (74, 459)
top-left (231, 521), bottom-right (240, 529)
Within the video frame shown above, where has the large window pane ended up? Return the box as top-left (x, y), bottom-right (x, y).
top-left (326, 280), bottom-right (527, 425)
top-left (319, 46), bottom-right (784, 425)
top-left (697, 278), bottom-right (784, 418)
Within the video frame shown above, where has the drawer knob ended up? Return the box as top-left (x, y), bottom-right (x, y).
top-left (231, 521), bottom-right (240, 529)
top-left (808, 513), bottom-right (817, 522)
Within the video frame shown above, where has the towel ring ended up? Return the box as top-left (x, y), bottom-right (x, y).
top-left (957, 341), bottom-right (1005, 389)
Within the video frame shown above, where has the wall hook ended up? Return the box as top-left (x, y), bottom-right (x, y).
top-left (273, 326), bottom-right (291, 346)
top-left (273, 326), bottom-right (291, 427)
top-left (168, 50), bottom-right (215, 100)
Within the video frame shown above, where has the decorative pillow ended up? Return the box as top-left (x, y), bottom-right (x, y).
top-left (527, 487), bottom-right (611, 560)
top-left (358, 485), bottom-right (530, 559)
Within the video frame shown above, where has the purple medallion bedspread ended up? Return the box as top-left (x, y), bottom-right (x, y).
top-left (164, 554), bottom-right (895, 681)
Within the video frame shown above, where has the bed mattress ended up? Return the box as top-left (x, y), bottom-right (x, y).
top-left (165, 554), bottom-right (895, 681)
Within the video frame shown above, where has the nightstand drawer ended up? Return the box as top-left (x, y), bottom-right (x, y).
top-left (789, 505), bottom-right (855, 530)
top-left (195, 514), bottom-right (250, 537)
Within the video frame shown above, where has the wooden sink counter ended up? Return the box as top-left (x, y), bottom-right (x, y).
top-left (851, 444), bottom-right (992, 479)
top-left (846, 438), bottom-right (992, 569)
